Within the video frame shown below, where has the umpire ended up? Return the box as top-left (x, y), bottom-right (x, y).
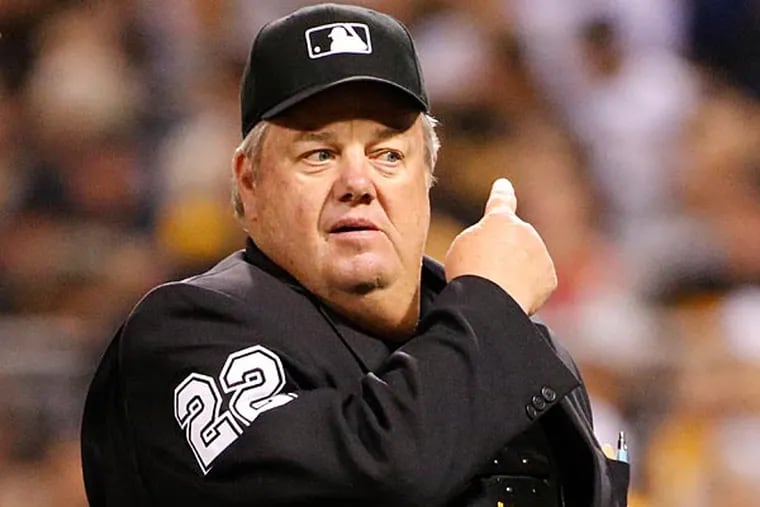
top-left (81, 3), bottom-right (630, 506)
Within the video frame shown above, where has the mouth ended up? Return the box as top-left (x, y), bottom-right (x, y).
top-left (329, 218), bottom-right (380, 234)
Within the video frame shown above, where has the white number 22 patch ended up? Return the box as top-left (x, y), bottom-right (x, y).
top-left (173, 345), bottom-right (297, 474)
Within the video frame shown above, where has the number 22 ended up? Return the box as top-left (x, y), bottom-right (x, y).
top-left (173, 345), bottom-right (296, 474)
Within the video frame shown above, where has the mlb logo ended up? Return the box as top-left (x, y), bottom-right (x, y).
top-left (305, 22), bottom-right (372, 59)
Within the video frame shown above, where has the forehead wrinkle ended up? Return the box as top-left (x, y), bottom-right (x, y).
top-left (292, 129), bottom-right (337, 144)
top-left (291, 122), bottom-right (405, 145)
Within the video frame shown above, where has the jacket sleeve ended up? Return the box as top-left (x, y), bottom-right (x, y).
top-left (534, 322), bottom-right (594, 424)
top-left (118, 275), bottom-right (580, 506)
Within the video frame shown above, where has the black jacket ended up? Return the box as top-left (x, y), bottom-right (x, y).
top-left (82, 240), bottom-right (629, 506)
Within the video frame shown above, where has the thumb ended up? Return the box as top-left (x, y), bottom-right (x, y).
top-left (485, 178), bottom-right (517, 216)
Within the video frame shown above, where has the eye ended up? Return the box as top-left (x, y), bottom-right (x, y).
top-left (375, 150), bottom-right (403, 165)
top-left (304, 149), bottom-right (334, 163)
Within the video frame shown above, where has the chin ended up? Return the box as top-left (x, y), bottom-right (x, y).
top-left (346, 278), bottom-right (383, 295)
top-left (327, 258), bottom-right (395, 295)
top-left (331, 270), bottom-right (388, 294)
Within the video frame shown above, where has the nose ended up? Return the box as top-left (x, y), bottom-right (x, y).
top-left (332, 152), bottom-right (376, 205)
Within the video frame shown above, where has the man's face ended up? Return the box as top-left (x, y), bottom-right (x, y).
top-left (241, 83), bottom-right (431, 304)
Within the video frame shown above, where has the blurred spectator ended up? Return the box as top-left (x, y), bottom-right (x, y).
top-left (21, 5), bottom-right (148, 227)
top-left (154, 56), bottom-right (244, 275)
top-left (24, 6), bottom-right (143, 147)
top-left (512, 1), bottom-right (698, 243)
top-left (644, 287), bottom-right (760, 507)
top-left (678, 81), bottom-right (760, 283)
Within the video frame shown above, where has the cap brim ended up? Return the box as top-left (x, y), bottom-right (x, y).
top-left (259, 75), bottom-right (428, 120)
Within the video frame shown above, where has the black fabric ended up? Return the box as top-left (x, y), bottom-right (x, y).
top-left (81, 240), bottom-right (629, 506)
top-left (240, 3), bottom-right (429, 136)
top-left (452, 424), bottom-right (562, 507)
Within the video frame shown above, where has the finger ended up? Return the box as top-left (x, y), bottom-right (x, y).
top-left (485, 178), bottom-right (517, 216)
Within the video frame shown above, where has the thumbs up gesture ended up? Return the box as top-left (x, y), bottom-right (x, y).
top-left (445, 178), bottom-right (557, 315)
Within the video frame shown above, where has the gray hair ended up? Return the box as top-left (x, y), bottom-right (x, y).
top-left (231, 113), bottom-right (440, 219)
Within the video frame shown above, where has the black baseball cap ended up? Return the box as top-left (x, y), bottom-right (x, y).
top-left (240, 3), bottom-right (429, 137)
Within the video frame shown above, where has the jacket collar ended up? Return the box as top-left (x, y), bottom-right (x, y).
top-left (243, 238), bottom-right (307, 293)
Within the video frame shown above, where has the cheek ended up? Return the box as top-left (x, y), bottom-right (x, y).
top-left (414, 193), bottom-right (432, 239)
top-left (389, 176), bottom-right (431, 240)
top-left (409, 168), bottom-right (432, 219)
top-left (291, 197), bottom-right (320, 236)
top-left (258, 175), bottom-right (324, 243)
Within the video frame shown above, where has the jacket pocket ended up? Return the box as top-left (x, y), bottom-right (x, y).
top-left (604, 456), bottom-right (630, 506)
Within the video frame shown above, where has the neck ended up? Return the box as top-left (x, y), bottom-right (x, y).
top-left (323, 285), bottom-right (421, 340)
top-left (242, 240), bottom-right (423, 339)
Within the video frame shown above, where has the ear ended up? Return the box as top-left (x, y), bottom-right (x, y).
top-left (232, 149), bottom-right (256, 220)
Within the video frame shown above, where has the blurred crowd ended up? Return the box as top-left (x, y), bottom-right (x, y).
top-left (1, 1), bottom-right (759, 506)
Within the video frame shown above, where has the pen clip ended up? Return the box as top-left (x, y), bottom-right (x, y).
top-left (616, 431), bottom-right (629, 463)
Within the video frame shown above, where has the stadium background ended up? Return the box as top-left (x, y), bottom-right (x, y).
top-left (1, 1), bottom-right (759, 505)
